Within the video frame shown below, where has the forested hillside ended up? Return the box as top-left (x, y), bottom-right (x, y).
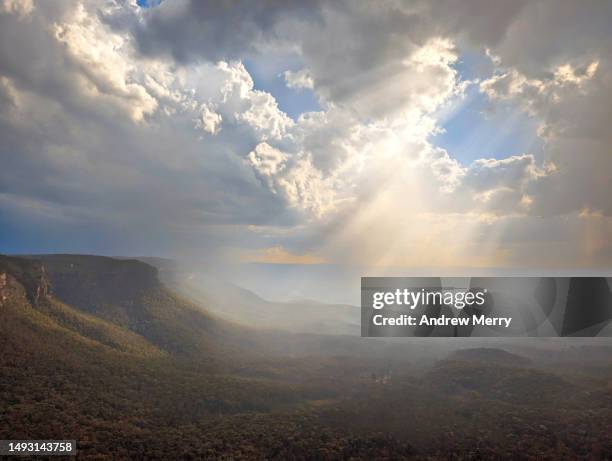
top-left (1, 255), bottom-right (611, 460)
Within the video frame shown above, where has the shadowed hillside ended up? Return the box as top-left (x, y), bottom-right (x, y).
top-left (26, 254), bottom-right (250, 361)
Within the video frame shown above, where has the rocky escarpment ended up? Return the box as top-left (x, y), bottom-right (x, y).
top-left (0, 271), bottom-right (19, 306)
top-left (0, 256), bottom-right (50, 308)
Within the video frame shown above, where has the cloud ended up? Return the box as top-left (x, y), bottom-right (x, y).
top-left (465, 155), bottom-right (543, 194)
top-left (480, 61), bottom-right (599, 121)
top-left (197, 103), bottom-right (222, 134)
top-left (53, 3), bottom-right (158, 122)
top-left (216, 61), bottom-right (294, 141)
top-left (0, 0), bottom-right (611, 269)
top-left (0, 0), bottom-right (33, 18)
top-left (128, 0), bottom-right (323, 63)
top-left (283, 69), bottom-right (314, 90)
top-left (248, 143), bottom-right (287, 179)
top-left (247, 142), bottom-right (338, 217)
top-left (0, 1), bottom-right (294, 244)
top-left (235, 245), bottom-right (327, 264)
top-left (479, 56), bottom-right (611, 218)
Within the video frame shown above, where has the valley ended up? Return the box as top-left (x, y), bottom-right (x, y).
top-left (1, 254), bottom-right (611, 459)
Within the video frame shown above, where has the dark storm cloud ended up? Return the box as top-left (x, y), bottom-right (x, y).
top-left (126, 0), bottom-right (325, 63)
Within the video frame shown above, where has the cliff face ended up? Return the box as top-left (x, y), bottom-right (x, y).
top-left (34, 255), bottom-right (162, 328)
top-left (0, 256), bottom-right (50, 308)
top-left (38, 255), bottom-right (158, 307)
top-left (24, 264), bottom-right (50, 306)
top-left (0, 271), bottom-right (24, 307)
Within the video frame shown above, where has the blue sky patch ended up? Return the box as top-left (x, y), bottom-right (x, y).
top-left (243, 58), bottom-right (321, 120)
top-left (432, 52), bottom-right (543, 164)
top-left (136, 0), bottom-right (161, 7)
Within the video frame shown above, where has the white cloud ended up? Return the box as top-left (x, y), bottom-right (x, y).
top-left (248, 142), bottom-right (338, 217)
top-left (0, 0), bottom-right (33, 18)
top-left (237, 89), bottom-right (294, 140)
top-left (217, 61), bottom-right (294, 140)
top-left (248, 142), bottom-right (287, 178)
top-left (465, 155), bottom-right (544, 191)
top-left (283, 69), bottom-right (314, 90)
top-left (197, 103), bottom-right (222, 134)
top-left (480, 60), bottom-right (599, 121)
top-left (52, 3), bottom-right (158, 122)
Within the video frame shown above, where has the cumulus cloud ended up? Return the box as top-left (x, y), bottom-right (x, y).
top-left (248, 143), bottom-right (287, 179)
top-left (0, 1), bottom-right (294, 251)
top-left (480, 61), bottom-right (599, 121)
top-left (128, 0), bottom-right (322, 63)
top-left (216, 61), bottom-right (294, 140)
top-left (248, 142), bottom-right (338, 217)
top-left (479, 54), bottom-right (611, 218)
top-left (1, 0), bottom-right (611, 268)
top-left (197, 103), bottom-right (222, 134)
top-left (0, 0), bottom-right (33, 17)
top-left (53, 3), bottom-right (158, 122)
top-left (466, 155), bottom-right (543, 192)
top-left (283, 69), bottom-right (314, 90)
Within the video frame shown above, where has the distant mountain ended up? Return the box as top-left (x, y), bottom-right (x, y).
top-left (428, 348), bottom-right (573, 406)
top-left (447, 347), bottom-right (532, 366)
top-left (155, 265), bottom-right (361, 335)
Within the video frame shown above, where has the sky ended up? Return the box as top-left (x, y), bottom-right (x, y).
top-left (1, 0), bottom-right (611, 271)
